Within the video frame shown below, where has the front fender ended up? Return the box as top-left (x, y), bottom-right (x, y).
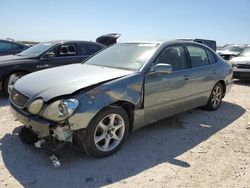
top-left (68, 72), bottom-right (144, 130)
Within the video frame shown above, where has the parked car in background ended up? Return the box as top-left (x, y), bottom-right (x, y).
top-left (217, 45), bottom-right (245, 60)
top-left (229, 46), bottom-right (250, 79)
top-left (10, 40), bottom-right (233, 158)
top-left (0, 34), bottom-right (121, 96)
top-left (0, 39), bottom-right (29, 56)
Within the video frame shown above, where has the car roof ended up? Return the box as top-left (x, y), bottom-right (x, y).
top-left (39, 40), bottom-right (105, 47)
top-left (120, 40), bottom-right (210, 48)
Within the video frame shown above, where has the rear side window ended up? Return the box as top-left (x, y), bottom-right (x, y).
top-left (206, 49), bottom-right (217, 64)
top-left (187, 46), bottom-right (209, 68)
top-left (155, 46), bottom-right (187, 71)
top-left (0, 42), bottom-right (12, 51)
top-left (79, 43), bottom-right (102, 55)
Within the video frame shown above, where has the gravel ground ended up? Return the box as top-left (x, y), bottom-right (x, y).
top-left (0, 81), bottom-right (250, 188)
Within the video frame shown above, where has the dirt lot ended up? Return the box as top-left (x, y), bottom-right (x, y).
top-left (0, 81), bottom-right (250, 188)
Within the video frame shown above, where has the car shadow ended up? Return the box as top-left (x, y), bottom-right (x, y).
top-left (0, 93), bottom-right (9, 107)
top-left (0, 101), bottom-right (246, 187)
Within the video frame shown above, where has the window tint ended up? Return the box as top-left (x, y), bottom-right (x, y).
top-left (49, 44), bottom-right (77, 57)
top-left (155, 46), bottom-right (187, 71)
top-left (187, 46), bottom-right (209, 68)
top-left (79, 43), bottom-right (102, 55)
top-left (0, 42), bottom-right (12, 51)
top-left (206, 49), bottom-right (217, 64)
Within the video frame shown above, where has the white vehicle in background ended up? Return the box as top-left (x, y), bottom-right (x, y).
top-left (217, 45), bottom-right (245, 60)
top-left (229, 46), bottom-right (250, 79)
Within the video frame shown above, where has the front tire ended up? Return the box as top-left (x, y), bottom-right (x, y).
top-left (205, 82), bottom-right (223, 111)
top-left (82, 106), bottom-right (130, 158)
top-left (3, 72), bottom-right (26, 96)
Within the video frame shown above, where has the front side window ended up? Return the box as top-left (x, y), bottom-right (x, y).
top-left (47, 44), bottom-right (77, 57)
top-left (0, 42), bottom-right (12, 51)
top-left (154, 46), bottom-right (187, 71)
top-left (187, 46), bottom-right (209, 68)
top-left (58, 44), bottom-right (76, 56)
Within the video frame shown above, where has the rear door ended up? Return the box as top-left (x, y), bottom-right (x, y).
top-left (185, 45), bottom-right (218, 103)
top-left (143, 45), bottom-right (193, 123)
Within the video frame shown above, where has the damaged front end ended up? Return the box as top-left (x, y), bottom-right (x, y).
top-left (10, 101), bottom-right (74, 144)
top-left (9, 71), bottom-right (144, 146)
top-left (9, 90), bottom-right (78, 143)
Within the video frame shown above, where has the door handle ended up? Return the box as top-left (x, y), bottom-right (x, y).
top-left (183, 75), bottom-right (190, 80)
top-left (37, 64), bottom-right (49, 69)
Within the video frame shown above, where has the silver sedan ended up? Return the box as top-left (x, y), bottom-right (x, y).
top-left (10, 40), bottom-right (233, 158)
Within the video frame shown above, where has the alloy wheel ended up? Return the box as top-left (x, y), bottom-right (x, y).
top-left (211, 85), bottom-right (222, 108)
top-left (94, 113), bottom-right (125, 152)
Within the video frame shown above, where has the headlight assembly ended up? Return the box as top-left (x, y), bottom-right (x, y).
top-left (28, 99), bottom-right (44, 114)
top-left (42, 99), bottom-right (79, 122)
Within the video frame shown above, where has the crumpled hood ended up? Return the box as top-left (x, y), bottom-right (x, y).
top-left (14, 64), bottom-right (134, 101)
top-left (230, 56), bottom-right (250, 64)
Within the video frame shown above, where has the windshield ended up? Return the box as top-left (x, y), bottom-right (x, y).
top-left (222, 46), bottom-right (244, 52)
top-left (239, 47), bottom-right (250, 57)
top-left (85, 43), bottom-right (158, 71)
top-left (18, 42), bottom-right (55, 56)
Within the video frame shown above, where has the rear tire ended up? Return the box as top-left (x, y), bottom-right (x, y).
top-left (3, 72), bottom-right (26, 96)
top-left (205, 82), bottom-right (223, 111)
top-left (81, 106), bottom-right (130, 158)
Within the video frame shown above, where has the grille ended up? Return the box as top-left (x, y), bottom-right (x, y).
top-left (10, 88), bottom-right (29, 108)
top-left (237, 64), bottom-right (250, 69)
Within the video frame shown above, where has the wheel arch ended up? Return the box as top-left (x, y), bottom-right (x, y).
top-left (111, 100), bottom-right (135, 133)
top-left (2, 70), bottom-right (30, 94)
top-left (217, 80), bottom-right (226, 98)
top-left (2, 70), bottom-right (30, 85)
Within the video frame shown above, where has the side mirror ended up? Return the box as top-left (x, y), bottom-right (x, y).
top-left (43, 52), bottom-right (55, 59)
top-left (152, 63), bottom-right (172, 74)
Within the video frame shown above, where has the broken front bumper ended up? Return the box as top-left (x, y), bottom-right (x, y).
top-left (10, 102), bottom-right (52, 138)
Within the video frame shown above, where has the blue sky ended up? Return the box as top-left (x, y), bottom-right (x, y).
top-left (0, 0), bottom-right (249, 45)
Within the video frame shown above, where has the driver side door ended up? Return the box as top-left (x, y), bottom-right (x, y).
top-left (37, 43), bottom-right (82, 70)
top-left (143, 45), bottom-right (193, 123)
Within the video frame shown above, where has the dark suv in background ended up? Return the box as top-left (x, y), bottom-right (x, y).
top-left (0, 39), bottom-right (29, 56)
